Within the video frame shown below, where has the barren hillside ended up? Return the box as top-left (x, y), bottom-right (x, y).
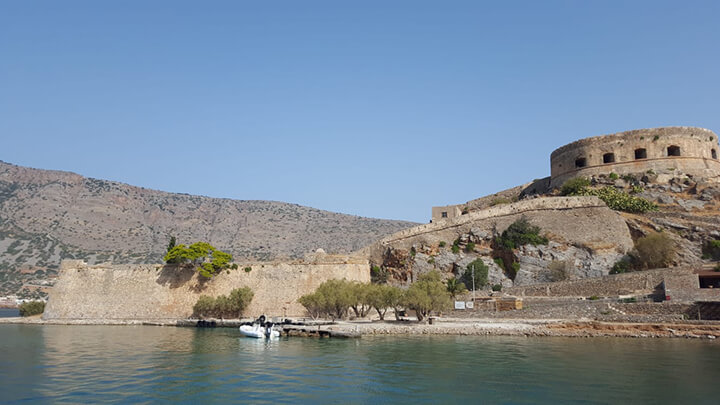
top-left (0, 161), bottom-right (417, 297)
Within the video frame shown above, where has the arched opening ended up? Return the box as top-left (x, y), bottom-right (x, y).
top-left (712, 149), bottom-right (717, 159)
top-left (667, 145), bottom-right (681, 156)
top-left (575, 157), bottom-right (587, 168)
top-left (603, 153), bottom-right (615, 164)
top-left (634, 148), bottom-right (647, 159)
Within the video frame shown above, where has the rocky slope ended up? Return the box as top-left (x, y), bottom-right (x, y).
top-left (369, 167), bottom-right (720, 290)
top-left (0, 161), bottom-right (417, 297)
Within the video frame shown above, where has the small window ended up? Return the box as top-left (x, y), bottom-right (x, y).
top-left (712, 149), bottom-right (717, 159)
top-left (575, 157), bottom-right (587, 168)
top-left (603, 153), bottom-right (615, 164)
top-left (441, 211), bottom-right (448, 218)
top-left (667, 145), bottom-right (681, 156)
top-left (634, 148), bottom-right (647, 159)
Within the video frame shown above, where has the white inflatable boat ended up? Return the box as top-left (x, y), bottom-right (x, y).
top-left (239, 315), bottom-right (280, 339)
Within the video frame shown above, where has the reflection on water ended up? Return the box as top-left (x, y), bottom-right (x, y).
top-left (0, 324), bottom-right (719, 404)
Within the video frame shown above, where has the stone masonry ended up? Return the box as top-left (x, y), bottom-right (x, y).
top-left (43, 257), bottom-right (369, 320)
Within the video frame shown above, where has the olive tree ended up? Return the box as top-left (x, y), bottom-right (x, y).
top-left (403, 271), bottom-right (451, 322)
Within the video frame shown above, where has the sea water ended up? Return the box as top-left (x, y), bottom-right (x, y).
top-left (0, 324), bottom-right (718, 404)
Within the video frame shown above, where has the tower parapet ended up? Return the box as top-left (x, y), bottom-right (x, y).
top-left (550, 127), bottom-right (720, 187)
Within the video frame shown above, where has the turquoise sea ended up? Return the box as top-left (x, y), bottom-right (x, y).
top-left (1, 324), bottom-right (718, 404)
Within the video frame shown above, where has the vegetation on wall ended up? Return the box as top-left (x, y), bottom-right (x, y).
top-left (496, 217), bottom-right (548, 250)
top-left (560, 177), bottom-right (657, 213)
top-left (192, 287), bottom-right (254, 319)
top-left (164, 241), bottom-right (234, 278)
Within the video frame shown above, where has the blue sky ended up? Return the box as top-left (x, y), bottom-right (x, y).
top-left (1, 1), bottom-right (719, 222)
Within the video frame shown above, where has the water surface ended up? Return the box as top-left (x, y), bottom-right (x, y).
top-left (0, 324), bottom-right (718, 404)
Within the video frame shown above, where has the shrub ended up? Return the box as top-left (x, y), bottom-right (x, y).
top-left (19, 301), bottom-right (45, 317)
top-left (371, 265), bottom-right (388, 283)
top-left (496, 217), bottom-right (548, 250)
top-left (464, 242), bottom-right (476, 253)
top-left (446, 278), bottom-right (467, 299)
top-left (230, 263), bottom-right (239, 270)
top-left (243, 266), bottom-right (252, 273)
top-left (462, 259), bottom-right (489, 290)
top-left (494, 257), bottom-right (505, 270)
top-left (560, 177), bottom-right (591, 196)
top-left (548, 260), bottom-right (570, 281)
top-left (577, 186), bottom-right (657, 213)
top-left (609, 172), bottom-right (619, 180)
top-left (510, 262), bottom-right (521, 278)
top-left (491, 284), bottom-right (502, 292)
top-left (410, 247), bottom-right (416, 257)
top-left (451, 244), bottom-right (460, 254)
top-left (438, 241), bottom-right (447, 248)
top-left (632, 232), bottom-right (675, 269)
top-left (702, 240), bottom-right (720, 261)
top-left (192, 287), bottom-right (254, 319)
top-left (588, 295), bottom-right (600, 300)
top-left (427, 257), bottom-right (435, 264)
top-left (610, 257), bottom-right (632, 274)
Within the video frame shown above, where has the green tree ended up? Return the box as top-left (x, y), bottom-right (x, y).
top-left (298, 292), bottom-right (326, 320)
top-left (446, 278), bottom-right (467, 299)
top-left (366, 284), bottom-right (403, 321)
top-left (349, 282), bottom-right (372, 318)
top-left (404, 271), bottom-right (451, 322)
top-left (462, 259), bottom-right (489, 290)
top-left (164, 241), bottom-right (233, 278)
top-left (315, 279), bottom-right (355, 320)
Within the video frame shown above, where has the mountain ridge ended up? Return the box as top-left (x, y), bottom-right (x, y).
top-left (0, 160), bottom-right (417, 297)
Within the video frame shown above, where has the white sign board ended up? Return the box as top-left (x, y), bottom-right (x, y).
top-left (466, 301), bottom-right (474, 309)
top-left (454, 301), bottom-right (466, 310)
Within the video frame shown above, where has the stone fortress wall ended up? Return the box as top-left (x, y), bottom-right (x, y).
top-left (366, 196), bottom-right (633, 263)
top-left (550, 126), bottom-right (720, 187)
top-left (431, 126), bottom-right (720, 222)
top-left (43, 256), bottom-right (369, 321)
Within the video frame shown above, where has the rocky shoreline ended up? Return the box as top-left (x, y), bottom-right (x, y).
top-left (3, 316), bottom-right (719, 340)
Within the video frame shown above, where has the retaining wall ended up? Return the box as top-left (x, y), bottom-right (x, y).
top-left (505, 267), bottom-right (690, 297)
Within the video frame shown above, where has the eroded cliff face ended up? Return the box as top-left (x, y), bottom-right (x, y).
top-left (366, 197), bottom-right (634, 288)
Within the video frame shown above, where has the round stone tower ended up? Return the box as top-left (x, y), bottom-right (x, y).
top-left (550, 127), bottom-right (720, 187)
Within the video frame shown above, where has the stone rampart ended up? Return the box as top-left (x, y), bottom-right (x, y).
top-left (43, 257), bottom-right (369, 320)
top-left (550, 127), bottom-right (720, 187)
top-left (365, 196), bottom-right (632, 259)
top-left (505, 267), bottom-right (690, 297)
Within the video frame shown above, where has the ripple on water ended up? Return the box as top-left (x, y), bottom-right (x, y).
top-left (1, 326), bottom-right (720, 404)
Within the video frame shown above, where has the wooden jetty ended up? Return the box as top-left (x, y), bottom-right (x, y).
top-left (174, 318), bottom-right (361, 338)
